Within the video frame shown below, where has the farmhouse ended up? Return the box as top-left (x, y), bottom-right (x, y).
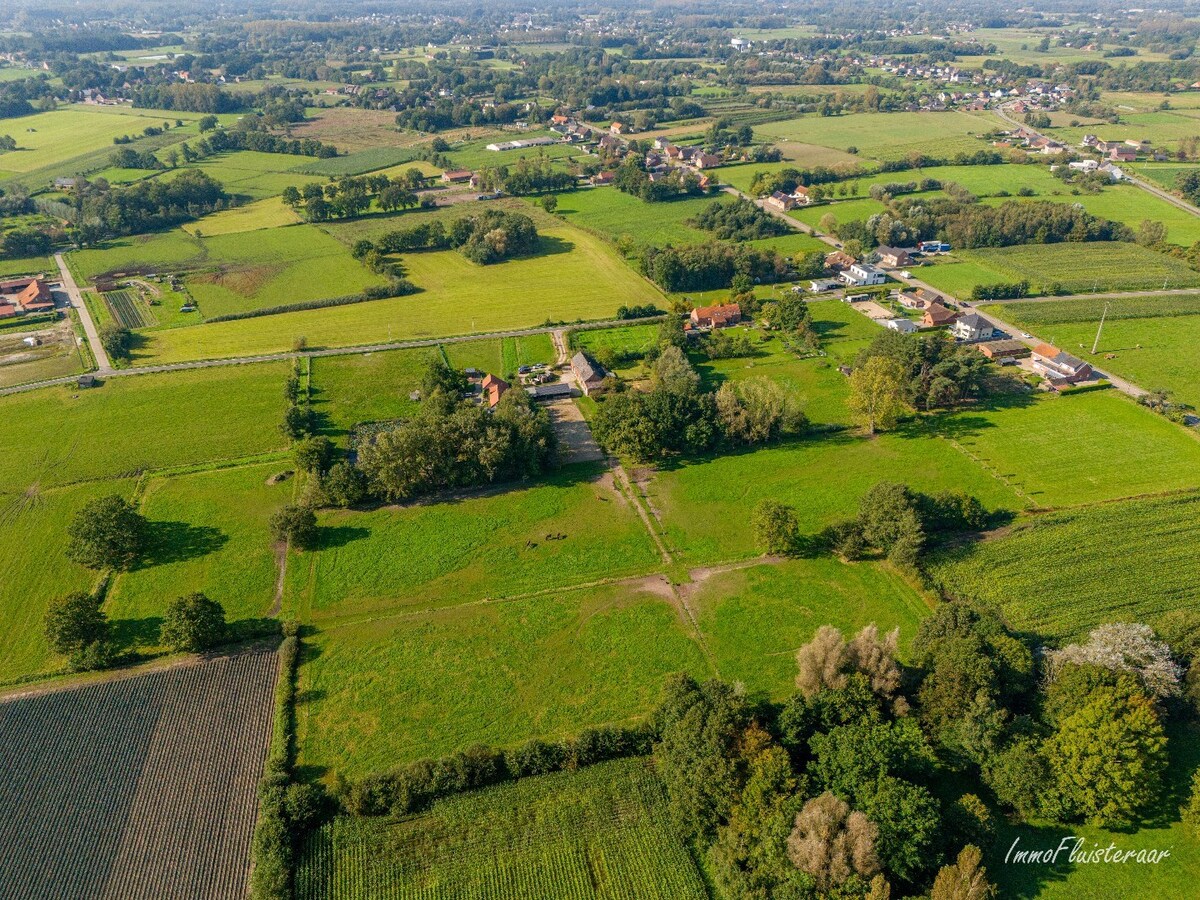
top-left (1032, 343), bottom-right (1093, 386)
top-left (765, 191), bottom-right (798, 212)
top-left (875, 247), bottom-right (913, 268)
top-left (950, 312), bottom-right (996, 342)
top-left (571, 351), bottom-right (606, 395)
top-left (840, 263), bottom-right (887, 287)
top-left (441, 170), bottom-right (474, 184)
top-left (481, 374), bottom-right (510, 408)
top-left (978, 339), bottom-right (1030, 360)
top-left (690, 303), bottom-right (742, 329)
top-left (0, 277), bottom-right (54, 315)
top-left (922, 303), bottom-right (959, 327)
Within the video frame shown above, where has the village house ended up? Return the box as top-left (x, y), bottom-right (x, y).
top-left (950, 312), bottom-right (996, 342)
top-left (884, 318), bottom-right (920, 334)
top-left (694, 152), bottom-right (722, 169)
top-left (1031, 343), bottom-right (1093, 386)
top-left (1109, 146), bottom-right (1137, 163)
top-left (590, 171), bottom-right (615, 186)
top-left (481, 374), bottom-right (510, 408)
top-left (922, 303), bottom-right (959, 327)
top-left (875, 247), bottom-right (913, 268)
top-left (690, 303), bottom-right (742, 329)
top-left (765, 191), bottom-right (798, 212)
top-left (840, 263), bottom-right (887, 287)
top-left (441, 170), bottom-right (474, 184)
top-left (571, 351), bottom-right (606, 396)
top-left (609, 121), bottom-right (627, 135)
top-left (895, 289), bottom-right (940, 310)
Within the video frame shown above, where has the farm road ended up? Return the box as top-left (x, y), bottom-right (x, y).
top-left (54, 252), bottom-right (111, 373)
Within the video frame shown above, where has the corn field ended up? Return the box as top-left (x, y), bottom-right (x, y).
top-left (295, 757), bottom-right (708, 900)
top-left (0, 648), bottom-right (278, 900)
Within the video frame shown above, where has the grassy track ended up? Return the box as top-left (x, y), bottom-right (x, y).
top-left (295, 759), bottom-right (708, 899)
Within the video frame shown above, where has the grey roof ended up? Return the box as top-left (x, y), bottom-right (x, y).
top-left (527, 382), bottom-right (573, 399)
top-left (571, 351), bottom-right (604, 383)
top-left (956, 312), bottom-right (989, 329)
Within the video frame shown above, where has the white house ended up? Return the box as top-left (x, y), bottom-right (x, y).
top-left (884, 318), bottom-right (920, 334)
top-left (839, 263), bottom-right (887, 287)
top-left (950, 312), bottom-right (996, 342)
top-left (809, 278), bottom-right (843, 293)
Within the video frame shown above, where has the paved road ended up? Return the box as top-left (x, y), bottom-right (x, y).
top-left (0, 316), bottom-right (666, 397)
top-left (54, 253), bottom-right (111, 373)
top-left (981, 286), bottom-right (1200, 305)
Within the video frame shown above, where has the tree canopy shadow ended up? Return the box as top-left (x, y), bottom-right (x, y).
top-left (134, 520), bottom-right (228, 570)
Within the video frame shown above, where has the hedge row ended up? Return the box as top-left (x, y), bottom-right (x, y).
top-left (205, 281), bottom-right (417, 324)
top-left (343, 722), bottom-right (656, 818)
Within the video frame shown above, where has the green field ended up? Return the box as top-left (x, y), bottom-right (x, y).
top-left (69, 230), bottom-right (208, 282)
top-left (295, 759), bottom-right (708, 899)
top-left (130, 225), bottom-right (664, 364)
top-left (166, 150), bottom-right (317, 201)
top-left (986, 186), bottom-right (1200, 247)
top-left (930, 491), bottom-right (1200, 639)
top-left (0, 479), bottom-right (136, 683)
top-left (555, 187), bottom-right (726, 246)
top-left (107, 463), bottom-right (292, 638)
top-left (310, 347), bottom-right (436, 442)
top-left (754, 110), bottom-right (993, 162)
top-left (691, 558), bottom-right (929, 697)
top-left (791, 197), bottom-right (887, 231)
top-left (285, 464), bottom-right (662, 622)
top-left (182, 196), bottom-right (300, 236)
top-left (0, 255), bottom-right (54, 278)
top-left (919, 242), bottom-right (1200, 297)
top-left (0, 107), bottom-right (195, 175)
top-left (295, 579), bottom-right (708, 775)
top-left (0, 364), bottom-right (289, 493)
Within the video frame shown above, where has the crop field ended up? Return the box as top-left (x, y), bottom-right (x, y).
top-left (754, 110), bottom-right (993, 162)
top-left (0, 648), bottom-right (277, 900)
top-left (69, 230), bottom-right (208, 283)
top-left (920, 242), bottom-right (1200, 296)
top-left (290, 107), bottom-right (429, 153)
top-left (295, 759), bottom-right (707, 900)
top-left (691, 558), bottom-right (928, 698)
top-left (0, 479), bottom-right (136, 683)
top-left (107, 463), bottom-right (292, 642)
top-left (0, 107), bottom-right (193, 175)
top-left (182, 196), bottom-right (301, 236)
top-left (132, 225), bottom-right (664, 364)
top-left (987, 293), bottom-right (1200, 327)
top-left (285, 463), bottom-right (662, 622)
top-left (0, 363), bottom-right (289, 494)
top-left (930, 491), bottom-right (1200, 639)
top-left (184, 225), bottom-right (386, 319)
top-left (942, 391), bottom-right (1200, 508)
top-left (0, 349), bottom-right (87, 390)
top-left (103, 289), bottom-right (157, 328)
top-left (555, 187), bottom-right (727, 246)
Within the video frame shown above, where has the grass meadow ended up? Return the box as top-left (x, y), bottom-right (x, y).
top-left (107, 463), bottom-right (292, 638)
top-left (0, 107), bottom-right (195, 175)
top-left (310, 347), bottom-right (436, 442)
top-left (0, 364), bottom-right (289, 494)
top-left (691, 558), bottom-right (930, 698)
top-left (284, 464), bottom-right (662, 622)
top-left (930, 490), bottom-right (1200, 639)
top-left (166, 150), bottom-right (316, 201)
top-left (754, 110), bottom-right (993, 162)
top-left (295, 581), bottom-right (710, 776)
top-left (0, 479), bottom-right (136, 683)
top-left (295, 759), bottom-right (708, 899)
top-left (554, 187), bottom-right (727, 246)
top-left (132, 225), bottom-right (664, 364)
top-left (182, 196), bottom-right (300, 237)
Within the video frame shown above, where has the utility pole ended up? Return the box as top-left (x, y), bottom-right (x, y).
top-left (1092, 302), bottom-right (1109, 355)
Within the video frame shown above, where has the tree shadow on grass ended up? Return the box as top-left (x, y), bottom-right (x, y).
top-left (312, 525), bottom-right (371, 550)
top-left (110, 615), bottom-right (164, 653)
top-left (134, 520), bottom-right (228, 570)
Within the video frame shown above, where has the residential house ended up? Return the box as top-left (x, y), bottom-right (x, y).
top-left (571, 352), bottom-right (606, 395)
top-left (824, 250), bottom-right (856, 272)
top-left (53, 177), bottom-right (77, 192)
top-left (895, 290), bottom-right (935, 310)
top-left (765, 191), bottom-right (798, 212)
top-left (1068, 159), bottom-right (1098, 172)
top-left (922, 303), bottom-right (959, 327)
top-left (609, 121), bottom-right (627, 135)
top-left (481, 374), bottom-right (510, 408)
top-left (550, 114), bottom-right (570, 126)
top-left (840, 263), bottom-right (887, 287)
top-left (441, 170), bottom-right (473, 184)
top-left (597, 134), bottom-right (622, 154)
top-left (884, 318), bottom-right (920, 334)
top-left (1109, 146), bottom-right (1137, 163)
top-left (791, 184), bottom-right (811, 204)
top-left (1031, 343), bottom-right (1093, 386)
top-left (590, 171), bottom-right (616, 185)
top-left (809, 278), bottom-right (843, 293)
top-left (949, 312), bottom-right (996, 342)
top-left (690, 303), bottom-right (742, 329)
top-left (694, 152), bottom-right (722, 169)
top-left (875, 247), bottom-right (913, 268)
